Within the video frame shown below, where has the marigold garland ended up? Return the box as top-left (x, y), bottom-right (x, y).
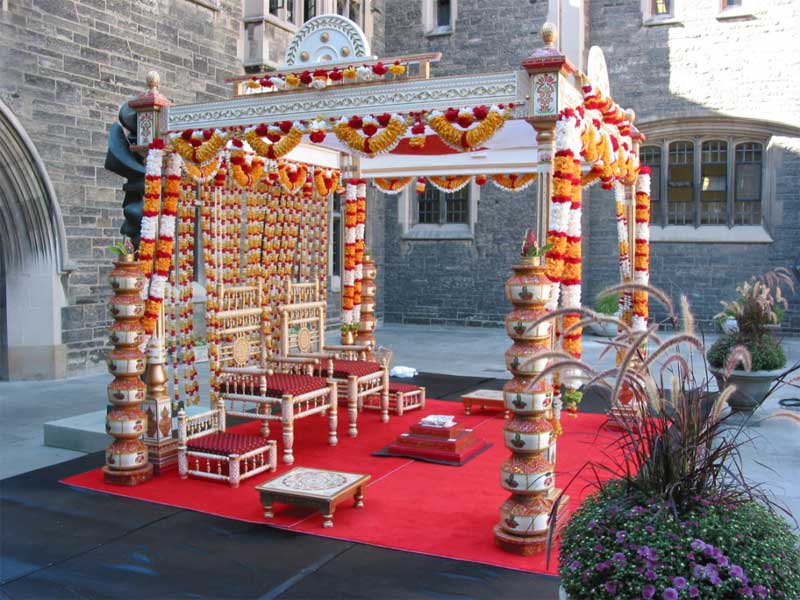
top-left (632, 168), bottom-right (652, 333)
top-left (490, 173), bottom-right (537, 193)
top-left (313, 168), bottom-right (339, 198)
top-left (183, 158), bottom-right (220, 184)
top-left (277, 162), bottom-right (309, 194)
top-left (342, 181), bottom-right (358, 326)
top-left (140, 141), bottom-right (164, 283)
top-left (615, 183), bottom-right (633, 326)
top-left (427, 175), bottom-right (471, 193)
top-left (170, 129), bottom-right (227, 167)
top-left (373, 177), bottom-right (413, 194)
top-left (333, 113), bottom-right (409, 157)
top-left (426, 105), bottom-right (510, 151)
top-left (244, 122), bottom-right (304, 160)
top-left (143, 151), bottom-right (181, 335)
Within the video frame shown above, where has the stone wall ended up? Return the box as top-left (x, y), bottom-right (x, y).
top-left (0, 0), bottom-right (244, 375)
top-left (380, 0), bottom-right (548, 327)
top-left (586, 0), bottom-right (800, 332)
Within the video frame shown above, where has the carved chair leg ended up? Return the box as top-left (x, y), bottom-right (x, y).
top-left (282, 397), bottom-right (295, 464)
top-left (229, 454), bottom-right (240, 488)
top-left (381, 370), bottom-right (390, 423)
top-left (178, 449), bottom-right (188, 479)
top-left (348, 377), bottom-right (358, 437)
top-left (328, 386), bottom-right (338, 446)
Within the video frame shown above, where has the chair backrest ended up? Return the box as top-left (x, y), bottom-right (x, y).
top-left (216, 282), bottom-right (270, 368)
top-left (283, 278), bottom-right (321, 305)
top-left (279, 297), bottom-right (326, 356)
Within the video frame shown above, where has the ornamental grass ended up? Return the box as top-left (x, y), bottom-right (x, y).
top-left (523, 282), bottom-right (800, 599)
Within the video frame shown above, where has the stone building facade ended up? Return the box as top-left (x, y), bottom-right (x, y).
top-left (0, 0), bottom-right (244, 378)
top-left (381, 0), bottom-right (800, 333)
top-left (2, 0), bottom-right (798, 379)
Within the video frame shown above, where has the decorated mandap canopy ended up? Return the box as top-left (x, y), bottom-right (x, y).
top-left (127, 15), bottom-right (651, 412)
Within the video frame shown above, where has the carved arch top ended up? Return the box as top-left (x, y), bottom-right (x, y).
top-left (285, 14), bottom-right (373, 67)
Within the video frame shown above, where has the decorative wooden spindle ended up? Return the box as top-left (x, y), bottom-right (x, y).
top-left (357, 250), bottom-right (377, 352)
top-left (494, 246), bottom-right (568, 555)
top-left (103, 254), bottom-right (153, 486)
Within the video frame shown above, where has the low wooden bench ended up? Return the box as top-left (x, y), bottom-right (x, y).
top-left (461, 389), bottom-right (510, 419)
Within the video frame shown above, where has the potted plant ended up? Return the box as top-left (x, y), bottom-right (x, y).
top-left (547, 283), bottom-right (800, 599)
top-left (707, 269), bottom-right (794, 413)
top-left (587, 292), bottom-right (619, 337)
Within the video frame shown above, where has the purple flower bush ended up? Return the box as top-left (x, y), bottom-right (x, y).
top-left (558, 483), bottom-right (800, 599)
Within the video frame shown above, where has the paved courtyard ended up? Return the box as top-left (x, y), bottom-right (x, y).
top-left (1, 323), bottom-right (799, 525)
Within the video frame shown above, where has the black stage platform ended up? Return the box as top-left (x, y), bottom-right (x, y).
top-left (0, 373), bottom-right (608, 599)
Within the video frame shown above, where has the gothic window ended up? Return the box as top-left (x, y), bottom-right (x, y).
top-left (424, 0), bottom-right (455, 34)
top-left (667, 141), bottom-right (694, 225)
top-left (337, 0), bottom-right (364, 28)
top-left (652, 0), bottom-right (671, 16)
top-left (642, 126), bottom-right (769, 239)
top-left (436, 0), bottom-right (451, 28)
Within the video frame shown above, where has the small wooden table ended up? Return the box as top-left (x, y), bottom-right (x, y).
top-left (461, 389), bottom-right (509, 419)
top-left (256, 467), bottom-right (370, 528)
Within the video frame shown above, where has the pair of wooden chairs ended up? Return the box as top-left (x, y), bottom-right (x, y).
top-left (203, 280), bottom-right (388, 469)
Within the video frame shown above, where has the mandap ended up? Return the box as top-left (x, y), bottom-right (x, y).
top-left (106, 14), bottom-right (652, 554)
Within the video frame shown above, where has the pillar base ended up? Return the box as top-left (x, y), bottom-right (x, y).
top-left (493, 493), bottom-right (570, 556)
top-left (102, 463), bottom-right (153, 486)
top-left (144, 439), bottom-right (178, 475)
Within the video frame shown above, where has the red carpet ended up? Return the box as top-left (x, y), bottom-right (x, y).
top-left (62, 400), bottom-right (620, 575)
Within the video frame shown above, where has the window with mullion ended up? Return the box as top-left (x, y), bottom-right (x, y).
top-left (640, 145), bottom-right (662, 226)
top-left (667, 141), bottom-right (694, 225)
top-left (416, 185), bottom-right (468, 225)
top-left (700, 140), bottom-right (728, 225)
top-left (735, 142), bottom-right (762, 225)
top-left (653, 0), bottom-right (671, 16)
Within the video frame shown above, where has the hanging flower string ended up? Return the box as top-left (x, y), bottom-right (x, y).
top-left (615, 183), bottom-right (633, 325)
top-left (632, 168), bottom-right (652, 332)
top-left (341, 181), bottom-right (358, 328)
top-left (353, 180), bottom-right (367, 325)
top-left (277, 162), bottom-right (308, 194)
top-left (140, 140), bottom-right (164, 285)
top-left (143, 151), bottom-right (181, 335)
top-left (313, 168), bottom-right (339, 198)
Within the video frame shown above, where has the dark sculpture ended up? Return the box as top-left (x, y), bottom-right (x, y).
top-left (104, 102), bottom-right (144, 246)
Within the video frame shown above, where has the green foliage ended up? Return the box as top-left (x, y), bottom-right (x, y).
top-left (560, 484), bottom-right (800, 599)
top-left (708, 333), bottom-right (786, 371)
top-left (594, 292), bottom-right (619, 315)
top-left (108, 238), bottom-right (135, 257)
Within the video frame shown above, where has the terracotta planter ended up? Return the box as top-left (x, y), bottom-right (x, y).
top-left (587, 321), bottom-right (617, 337)
top-left (710, 366), bottom-right (783, 413)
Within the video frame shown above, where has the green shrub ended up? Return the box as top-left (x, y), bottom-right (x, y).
top-left (560, 484), bottom-right (800, 599)
top-left (708, 333), bottom-right (786, 371)
top-left (594, 292), bottom-right (619, 315)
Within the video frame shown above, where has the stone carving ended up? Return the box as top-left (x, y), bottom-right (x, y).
top-left (285, 14), bottom-right (371, 67)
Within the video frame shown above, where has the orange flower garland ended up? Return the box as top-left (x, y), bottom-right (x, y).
top-left (373, 176), bottom-right (413, 194)
top-left (183, 158), bottom-right (220, 184)
top-left (341, 180), bottom-right (358, 327)
top-left (428, 175), bottom-right (471, 193)
top-left (426, 105), bottom-right (510, 151)
top-left (170, 129), bottom-right (227, 166)
top-left (140, 140), bottom-right (164, 282)
top-left (353, 180), bottom-right (367, 324)
top-left (615, 183), bottom-right (633, 326)
top-left (490, 173), bottom-right (537, 193)
top-left (277, 162), bottom-right (308, 194)
top-left (244, 122), bottom-right (304, 160)
top-left (632, 168), bottom-right (652, 332)
top-left (313, 168), bottom-right (339, 198)
top-left (143, 151), bottom-right (181, 335)
top-left (333, 113), bottom-right (409, 157)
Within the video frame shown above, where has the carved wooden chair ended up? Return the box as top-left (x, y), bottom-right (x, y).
top-left (277, 280), bottom-right (389, 437)
top-left (177, 400), bottom-right (277, 488)
top-left (215, 282), bottom-right (338, 465)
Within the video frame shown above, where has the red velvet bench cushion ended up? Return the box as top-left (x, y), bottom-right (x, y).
top-left (315, 359), bottom-right (382, 379)
top-left (388, 382), bottom-right (421, 393)
top-left (187, 432), bottom-right (269, 456)
top-left (219, 373), bottom-right (328, 397)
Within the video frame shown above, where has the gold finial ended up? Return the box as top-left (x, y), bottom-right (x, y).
top-left (626, 108), bottom-right (636, 124)
top-left (541, 22), bottom-right (558, 48)
top-left (146, 70), bottom-right (160, 91)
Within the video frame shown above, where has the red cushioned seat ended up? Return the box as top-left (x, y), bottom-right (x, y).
top-left (187, 432), bottom-right (269, 455)
top-left (315, 359), bottom-right (382, 379)
top-left (219, 373), bottom-right (328, 397)
top-left (388, 382), bottom-right (421, 393)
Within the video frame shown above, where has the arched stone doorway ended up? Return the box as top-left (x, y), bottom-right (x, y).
top-left (0, 99), bottom-right (70, 379)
